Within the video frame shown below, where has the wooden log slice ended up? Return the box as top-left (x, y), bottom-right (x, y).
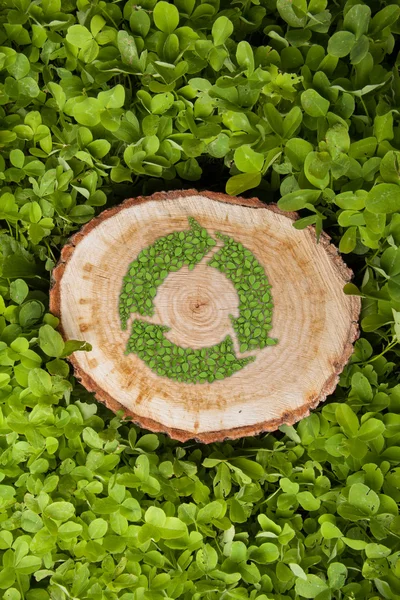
top-left (50, 190), bottom-right (361, 442)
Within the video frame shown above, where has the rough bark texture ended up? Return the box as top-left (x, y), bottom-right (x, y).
top-left (50, 189), bottom-right (361, 442)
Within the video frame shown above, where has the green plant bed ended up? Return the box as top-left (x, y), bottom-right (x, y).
top-left (0, 0), bottom-right (400, 599)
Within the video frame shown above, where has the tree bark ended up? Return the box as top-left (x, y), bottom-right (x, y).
top-left (50, 190), bottom-right (360, 442)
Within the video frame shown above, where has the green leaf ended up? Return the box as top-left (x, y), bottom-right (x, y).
top-left (28, 368), bottom-right (52, 396)
top-left (82, 427), bottom-right (103, 449)
top-left (136, 433), bottom-right (159, 451)
top-left (58, 522), bottom-right (83, 540)
top-left (4, 588), bottom-right (20, 600)
top-left (151, 93), bottom-right (174, 114)
top-left (196, 544), bottom-right (218, 572)
top-left (91, 15), bottom-right (106, 37)
top-left (374, 112), bottom-right (394, 143)
top-left (362, 313), bottom-right (386, 332)
top-left (73, 98), bottom-right (102, 127)
top-left (230, 458), bottom-right (264, 479)
top-left (236, 41), bottom-right (254, 74)
top-left (130, 10), bottom-right (151, 37)
top-left (47, 82), bottom-right (66, 111)
top-left (62, 339), bottom-right (92, 356)
top-left (321, 522), bottom-right (343, 539)
top-left (389, 277), bottom-right (400, 303)
top-left (234, 146), bottom-right (264, 173)
top-left (289, 562), bottom-right (307, 580)
top-left (304, 152), bottom-right (330, 189)
top-left (44, 502), bottom-right (75, 521)
top-left (10, 279), bottom-right (28, 304)
top-left (343, 537), bottom-right (368, 550)
top-left (285, 138), bottom-right (313, 170)
top-left (0, 568), bottom-right (15, 590)
top-left (327, 562), bottom-right (347, 590)
top-left (280, 478), bottom-right (299, 495)
top-left (328, 31), bottom-right (356, 57)
top-left (120, 498), bottom-right (141, 521)
top-left (296, 574), bottom-right (328, 598)
top-left (176, 158), bottom-right (202, 181)
top-left (370, 5), bottom-right (400, 34)
top-left (357, 418), bottom-right (385, 442)
top-left (365, 543), bottom-right (391, 559)
top-left (343, 4), bottom-right (371, 39)
top-left (16, 556), bottom-right (41, 575)
top-left (117, 30), bottom-right (140, 67)
top-left (21, 510), bottom-right (43, 533)
top-left (350, 35), bottom-right (370, 65)
top-left (88, 518), bottom-right (108, 539)
top-left (88, 139), bottom-right (111, 159)
top-left (66, 25), bottom-right (93, 47)
top-left (212, 16), bottom-right (233, 46)
top-left (18, 77), bottom-right (40, 98)
top-left (381, 247), bottom-right (400, 277)
top-left (153, 1), bottom-right (180, 33)
top-left (278, 189), bottom-right (321, 211)
top-left (98, 85), bottom-right (125, 109)
top-left (226, 172), bottom-right (261, 195)
top-left (145, 506), bottom-right (166, 527)
top-left (229, 540), bottom-right (247, 562)
top-left (297, 491), bottom-right (320, 511)
top-left (366, 183), bottom-right (400, 214)
top-left (348, 483), bottom-right (379, 515)
top-left (301, 89), bottom-right (329, 117)
top-left (249, 543), bottom-right (279, 564)
top-left (10, 149), bottom-right (25, 168)
top-left (39, 324), bottom-right (64, 357)
top-left (92, 497), bottom-right (119, 514)
top-left (277, 0), bottom-right (307, 28)
top-left (351, 373), bottom-right (373, 402)
top-left (326, 124), bottom-right (350, 157)
top-left (335, 191), bottom-right (366, 210)
top-left (349, 137), bottom-right (377, 159)
top-left (380, 150), bottom-right (400, 183)
top-left (8, 53), bottom-right (30, 80)
top-left (207, 133), bottom-right (229, 158)
top-left (364, 209), bottom-right (385, 234)
top-left (19, 300), bottom-right (44, 327)
top-left (339, 226), bottom-right (357, 253)
top-left (283, 106), bottom-right (302, 138)
top-left (264, 103), bottom-right (283, 136)
top-left (336, 403), bottom-right (359, 437)
top-left (159, 517), bottom-right (188, 539)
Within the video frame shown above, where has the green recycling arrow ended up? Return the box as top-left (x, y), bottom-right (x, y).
top-left (119, 218), bottom-right (277, 384)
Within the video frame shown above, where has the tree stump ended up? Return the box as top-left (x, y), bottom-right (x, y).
top-left (50, 190), bottom-right (360, 442)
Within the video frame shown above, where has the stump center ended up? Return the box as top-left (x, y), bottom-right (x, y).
top-left (152, 263), bottom-right (240, 349)
top-left (189, 295), bottom-right (210, 316)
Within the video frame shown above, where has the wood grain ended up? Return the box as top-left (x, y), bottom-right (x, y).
top-left (50, 190), bottom-right (361, 442)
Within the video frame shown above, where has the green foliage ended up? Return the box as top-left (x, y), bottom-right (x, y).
top-left (0, 0), bottom-right (400, 599)
top-left (127, 323), bottom-right (254, 382)
top-left (209, 231), bottom-right (277, 352)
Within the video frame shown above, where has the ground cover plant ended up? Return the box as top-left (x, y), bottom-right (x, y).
top-left (0, 0), bottom-right (400, 598)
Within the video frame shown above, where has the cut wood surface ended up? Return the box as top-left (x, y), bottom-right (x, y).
top-left (50, 190), bottom-right (361, 442)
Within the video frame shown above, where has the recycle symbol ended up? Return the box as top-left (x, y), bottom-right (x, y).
top-left (119, 218), bottom-right (277, 384)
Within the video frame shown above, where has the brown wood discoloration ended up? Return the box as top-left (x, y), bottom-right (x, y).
top-left (50, 189), bottom-right (361, 443)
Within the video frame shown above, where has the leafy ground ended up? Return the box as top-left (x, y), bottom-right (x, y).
top-left (1, 0), bottom-right (400, 599)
